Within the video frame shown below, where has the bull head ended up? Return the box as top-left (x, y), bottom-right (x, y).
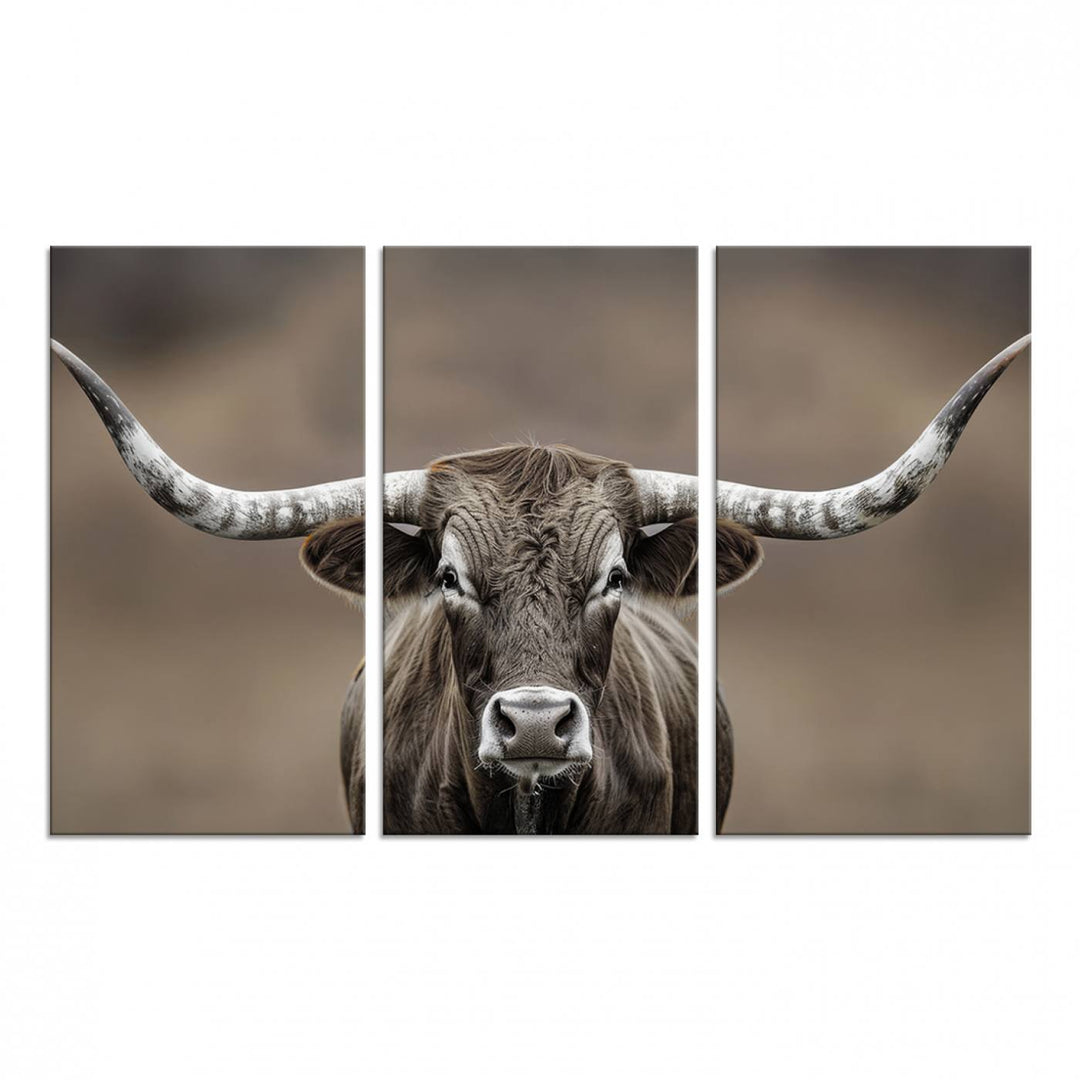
top-left (301, 446), bottom-right (756, 794)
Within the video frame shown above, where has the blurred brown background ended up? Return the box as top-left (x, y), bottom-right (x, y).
top-left (51, 248), bottom-right (364, 834)
top-left (384, 248), bottom-right (696, 471)
top-left (716, 248), bottom-right (1029, 833)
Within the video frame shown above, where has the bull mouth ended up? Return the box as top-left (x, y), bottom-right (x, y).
top-left (489, 755), bottom-right (593, 782)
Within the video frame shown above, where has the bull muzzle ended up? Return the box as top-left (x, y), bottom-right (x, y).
top-left (478, 686), bottom-right (592, 781)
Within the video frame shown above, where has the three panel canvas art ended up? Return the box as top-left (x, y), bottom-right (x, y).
top-left (50, 247), bottom-right (1030, 835)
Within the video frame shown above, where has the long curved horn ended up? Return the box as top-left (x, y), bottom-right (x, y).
top-left (632, 334), bottom-right (1030, 537)
top-left (53, 339), bottom-right (365, 539)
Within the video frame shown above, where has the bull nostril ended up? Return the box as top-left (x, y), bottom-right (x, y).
top-left (492, 702), bottom-right (516, 741)
top-left (554, 706), bottom-right (575, 741)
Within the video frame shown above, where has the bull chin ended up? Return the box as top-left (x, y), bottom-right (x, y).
top-left (495, 756), bottom-right (594, 785)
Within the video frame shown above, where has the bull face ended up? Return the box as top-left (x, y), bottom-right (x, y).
top-left (432, 493), bottom-right (626, 783)
top-left (302, 445), bottom-right (762, 789)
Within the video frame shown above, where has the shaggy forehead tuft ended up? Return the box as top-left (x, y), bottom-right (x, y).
top-left (422, 445), bottom-right (639, 528)
top-left (422, 445), bottom-right (638, 586)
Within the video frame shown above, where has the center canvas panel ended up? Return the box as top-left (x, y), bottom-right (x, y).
top-left (380, 248), bottom-right (698, 834)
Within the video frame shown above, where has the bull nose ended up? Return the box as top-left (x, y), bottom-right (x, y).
top-left (496, 695), bottom-right (573, 755)
top-left (479, 686), bottom-right (591, 766)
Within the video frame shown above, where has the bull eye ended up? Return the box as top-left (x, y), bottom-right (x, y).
top-left (606, 567), bottom-right (625, 592)
top-left (439, 567), bottom-right (459, 591)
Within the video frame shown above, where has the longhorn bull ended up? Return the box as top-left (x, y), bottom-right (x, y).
top-left (52, 332), bottom-right (1029, 834)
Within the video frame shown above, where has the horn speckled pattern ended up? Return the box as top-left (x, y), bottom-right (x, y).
top-left (632, 333), bottom-right (1030, 538)
top-left (383, 469), bottom-right (427, 523)
top-left (52, 340), bottom-right (365, 539)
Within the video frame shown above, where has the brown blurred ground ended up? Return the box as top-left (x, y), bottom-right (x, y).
top-left (51, 248), bottom-right (363, 833)
top-left (716, 248), bottom-right (1029, 833)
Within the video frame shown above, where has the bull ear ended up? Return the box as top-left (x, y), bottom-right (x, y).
top-left (625, 518), bottom-right (763, 602)
top-left (716, 520), bottom-right (763, 594)
top-left (301, 520), bottom-right (438, 603)
top-left (383, 523), bottom-right (437, 601)
top-left (301, 517), bottom-right (366, 600)
top-left (626, 518), bottom-right (699, 601)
